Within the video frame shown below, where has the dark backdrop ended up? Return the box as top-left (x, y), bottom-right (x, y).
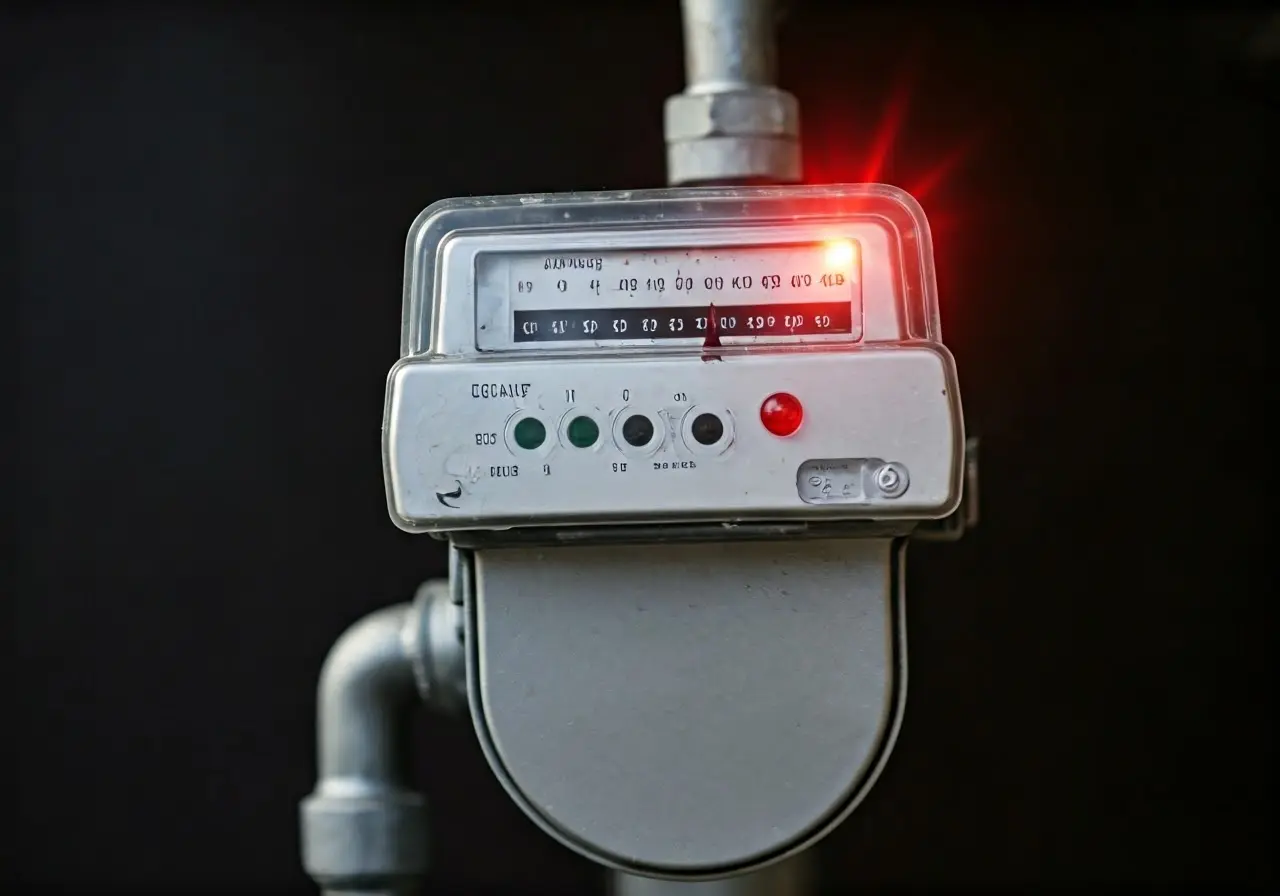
top-left (6, 4), bottom-right (1275, 892)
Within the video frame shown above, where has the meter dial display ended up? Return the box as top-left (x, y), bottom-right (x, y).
top-left (475, 240), bottom-right (863, 350)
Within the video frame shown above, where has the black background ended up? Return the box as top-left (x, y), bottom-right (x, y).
top-left (6, 4), bottom-right (1275, 893)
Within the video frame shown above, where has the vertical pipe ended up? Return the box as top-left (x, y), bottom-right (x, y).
top-left (300, 604), bottom-right (429, 896)
top-left (664, 0), bottom-right (801, 185)
top-left (681, 0), bottom-right (777, 92)
top-left (314, 605), bottom-right (419, 784)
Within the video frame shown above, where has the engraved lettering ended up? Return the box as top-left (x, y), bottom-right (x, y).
top-left (543, 257), bottom-right (603, 271)
top-left (472, 383), bottom-right (532, 399)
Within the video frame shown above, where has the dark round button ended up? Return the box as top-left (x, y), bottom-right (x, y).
top-left (512, 417), bottom-right (546, 450)
top-left (566, 415), bottom-right (599, 448)
top-left (690, 412), bottom-right (724, 446)
top-left (621, 414), bottom-right (655, 447)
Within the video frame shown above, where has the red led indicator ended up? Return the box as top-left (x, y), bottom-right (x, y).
top-left (760, 392), bottom-right (804, 437)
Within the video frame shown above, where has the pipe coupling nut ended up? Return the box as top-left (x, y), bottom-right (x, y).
top-left (300, 788), bottom-right (429, 887)
top-left (664, 87), bottom-right (799, 142)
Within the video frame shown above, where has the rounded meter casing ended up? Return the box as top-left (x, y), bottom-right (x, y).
top-left (384, 185), bottom-right (962, 537)
top-left (383, 185), bottom-right (964, 879)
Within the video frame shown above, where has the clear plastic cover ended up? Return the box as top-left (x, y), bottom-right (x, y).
top-left (399, 184), bottom-right (941, 359)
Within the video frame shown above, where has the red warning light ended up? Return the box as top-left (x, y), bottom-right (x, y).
top-left (760, 392), bottom-right (804, 437)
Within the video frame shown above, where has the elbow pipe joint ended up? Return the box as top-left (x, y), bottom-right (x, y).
top-left (300, 583), bottom-right (463, 895)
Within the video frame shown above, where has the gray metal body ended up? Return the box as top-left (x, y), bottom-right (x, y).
top-left (467, 538), bottom-right (907, 877)
top-left (377, 180), bottom-right (958, 876)
top-left (387, 348), bottom-right (962, 531)
top-left (383, 183), bottom-right (959, 540)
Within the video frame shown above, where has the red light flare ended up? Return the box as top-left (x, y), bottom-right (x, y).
top-left (802, 41), bottom-right (981, 206)
top-left (823, 239), bottom-right (857, 269)
top-left (803, 41), bottom-right (923, 187)
top-left (907, 131), bottom-right (984, 202)
top-left (858, 73), bottom-right (913, 186)
top-left (796, 49), bottom-right (987, 354)
top-left (801, 49), bottom-right (983, 293)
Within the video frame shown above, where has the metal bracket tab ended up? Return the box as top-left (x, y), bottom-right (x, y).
top-left (912, 436), bottom-right (980, 542)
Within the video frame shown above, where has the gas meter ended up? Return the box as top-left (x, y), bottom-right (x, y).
top-left (370, 183), bottom-right (968, 881)
top-left (384, 184), bottom-right (964, 539)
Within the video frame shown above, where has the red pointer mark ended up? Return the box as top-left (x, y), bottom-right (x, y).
top-left (701, 303), bottom-right (722, 362)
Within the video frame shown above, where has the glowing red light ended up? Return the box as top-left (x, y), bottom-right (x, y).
top-left (760, 392), bottom-right (804, 437)
top-left (823, 240), bottom-right (856, 269)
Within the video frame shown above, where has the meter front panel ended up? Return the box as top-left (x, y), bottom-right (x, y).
top-left (385, 187), bottom-right (964, 533)
top-left (385, 349), bottom-right (960, 531)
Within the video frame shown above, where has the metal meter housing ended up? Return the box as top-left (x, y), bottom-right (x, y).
top-left (384, 185), bottom-right (963, 534)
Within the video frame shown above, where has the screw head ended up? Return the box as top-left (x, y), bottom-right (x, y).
top-left (874, 463), bottom-right (909, 498)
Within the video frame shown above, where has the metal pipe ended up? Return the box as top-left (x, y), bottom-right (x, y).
top-left (681, 0), bottom-right (777, 92)
top-left (300, 604), bottom-right (429, 896)
top-left (665, 0), bottom-right (801, 185)
top-left (316, 604), bottom-right (418, 783)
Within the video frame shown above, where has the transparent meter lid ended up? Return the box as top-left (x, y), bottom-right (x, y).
top-left (399, 184), bottom-right (940, 359)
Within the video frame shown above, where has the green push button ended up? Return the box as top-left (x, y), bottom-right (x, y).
top-left (512, 417), bottom-right (546, 450)
top-left (566, 415), bottom-right (599, 448)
